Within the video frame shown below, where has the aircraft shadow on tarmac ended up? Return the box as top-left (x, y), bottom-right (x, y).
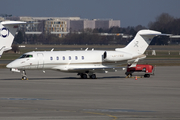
top-left (0, 76), bottom-right (125, 80)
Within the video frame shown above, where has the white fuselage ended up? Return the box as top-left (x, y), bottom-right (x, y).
top-left (7, 50), bottom-right (134, 73)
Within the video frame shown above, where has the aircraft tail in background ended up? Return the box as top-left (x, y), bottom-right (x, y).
top-left (0, 21), bottom-right (26, 58)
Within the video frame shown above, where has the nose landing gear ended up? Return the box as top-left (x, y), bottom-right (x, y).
top-left (22, 70), bottom-right (28, 80)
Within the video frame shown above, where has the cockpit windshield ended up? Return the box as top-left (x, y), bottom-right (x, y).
top-left (19, 54), bottom-right (33, 59)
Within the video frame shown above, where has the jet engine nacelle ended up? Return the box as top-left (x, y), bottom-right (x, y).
top-left (103, 51), bottom-right (132, 62)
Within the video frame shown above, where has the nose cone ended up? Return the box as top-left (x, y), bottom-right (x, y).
top-left (6, 59), bottom-right (26, 69)
top-left (6, 60), bottom-right (18, 68)
top-left (6, 62), bottom-right (13, 68)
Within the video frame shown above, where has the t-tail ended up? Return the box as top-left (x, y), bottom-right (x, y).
top-left (116, 30), bottom-right (168, 56)
top-left (115, 29), bottom-right (170, 67)
top-left (0, 21), bottom-right (26, 58)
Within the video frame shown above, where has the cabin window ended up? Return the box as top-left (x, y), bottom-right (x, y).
top-left (75, 56), bottom-right (78, 60)
top-left (82, 56), bottom-right (84, 60)
top-left (69, 56), bottom-right (71, 60)
top-left (63, 56), bottom-right (65, 60)
top-left (57, 56), bottom-right (59, 60)
top-left (50, 57), bottom-right (53, 60)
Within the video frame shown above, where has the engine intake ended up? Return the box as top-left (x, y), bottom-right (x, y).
top-left (103, 51), bottom-right (131, 62)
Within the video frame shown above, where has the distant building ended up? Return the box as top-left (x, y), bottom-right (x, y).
top-left (0, 17), bottom-right (5, 21)
top-left (70, 19), bottom-right (120, 32)
top-left (84, 19), bottom-right (96, 29)
top-left (70, 20), bottom-right (84, 32)
top-left (18, 17), bottom-right (80, 36)
top-left (3, 16), bottom-right (120, 37)
top-left (95, 20), bottom-right (109, 29)
top-left (19, 17), bottom-right (42, 32)
top-left (45, 19), bottom-right (68, 37)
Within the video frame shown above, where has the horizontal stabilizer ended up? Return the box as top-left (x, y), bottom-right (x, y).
top-left (1, 21), bottom-right (26, 25)
top-left (140, 33), bottom-right (172, 36)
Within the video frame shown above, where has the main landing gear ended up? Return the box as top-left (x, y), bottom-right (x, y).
top-left (78, 73), bottom-right (97, 79)
top-left (22, 70), bottom-right (28, 80)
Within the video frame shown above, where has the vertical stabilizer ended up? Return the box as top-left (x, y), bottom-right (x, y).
top-left (0, 21), bottom-right (26, 57)
top-left (116, 30), bottom-right (162, 55)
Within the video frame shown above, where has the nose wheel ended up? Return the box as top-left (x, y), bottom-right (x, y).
top-left (22, 70), bottom-right (28, 80)
top-left (22, 76), bottom-right (28, 80)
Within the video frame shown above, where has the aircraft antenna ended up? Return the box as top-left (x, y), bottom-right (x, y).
top-left (51, 48), bottom-right (54, 51)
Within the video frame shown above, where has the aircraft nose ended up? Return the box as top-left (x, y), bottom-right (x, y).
top-left (6, 63), bottom-right (12, 68)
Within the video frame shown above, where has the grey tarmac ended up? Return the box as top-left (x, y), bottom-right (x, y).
top-left (0, 66), bottom-right (180, 120)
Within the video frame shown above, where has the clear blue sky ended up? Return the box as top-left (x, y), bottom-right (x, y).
top-left (1, 0), bottom-right (180, 27)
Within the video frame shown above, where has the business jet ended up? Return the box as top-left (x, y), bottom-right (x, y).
top-left (0, 21), bottom-right (26, 57)
top-left (6, 30), bottom-right (169, 80)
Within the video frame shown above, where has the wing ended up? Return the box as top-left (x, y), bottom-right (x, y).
top-left (52, 65), bottom-right (126, 73)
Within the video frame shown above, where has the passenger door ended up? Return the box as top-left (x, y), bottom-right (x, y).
top-left (37, 53), bottom-right (44, 69)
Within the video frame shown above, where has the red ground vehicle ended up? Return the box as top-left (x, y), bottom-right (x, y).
top-left (125, 64), bottom-right (155, 78)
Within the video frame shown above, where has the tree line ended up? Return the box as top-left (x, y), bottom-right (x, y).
top-left (14, 13), bottom-right (180, 45)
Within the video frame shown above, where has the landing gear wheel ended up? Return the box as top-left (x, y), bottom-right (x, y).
top-left (22, 76), bottom-right (28, 80)
top-left (81, 74), bottom-right (87, 79)
top-left (126, 74), bottom-right (132, 78)
top-left (22, 70), bottom-right (28, 80)
top-left (90, 74), bottom-right (96, 79)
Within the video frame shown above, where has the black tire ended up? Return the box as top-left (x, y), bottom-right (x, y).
top-left (144, 74), bottom-right (150, 78)
top-left (81, 74), bottom-right (87, 79)
top-left (22, 76), bottom-right (27, 80)
top-left (90, 74), bottom-right (96, 79)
